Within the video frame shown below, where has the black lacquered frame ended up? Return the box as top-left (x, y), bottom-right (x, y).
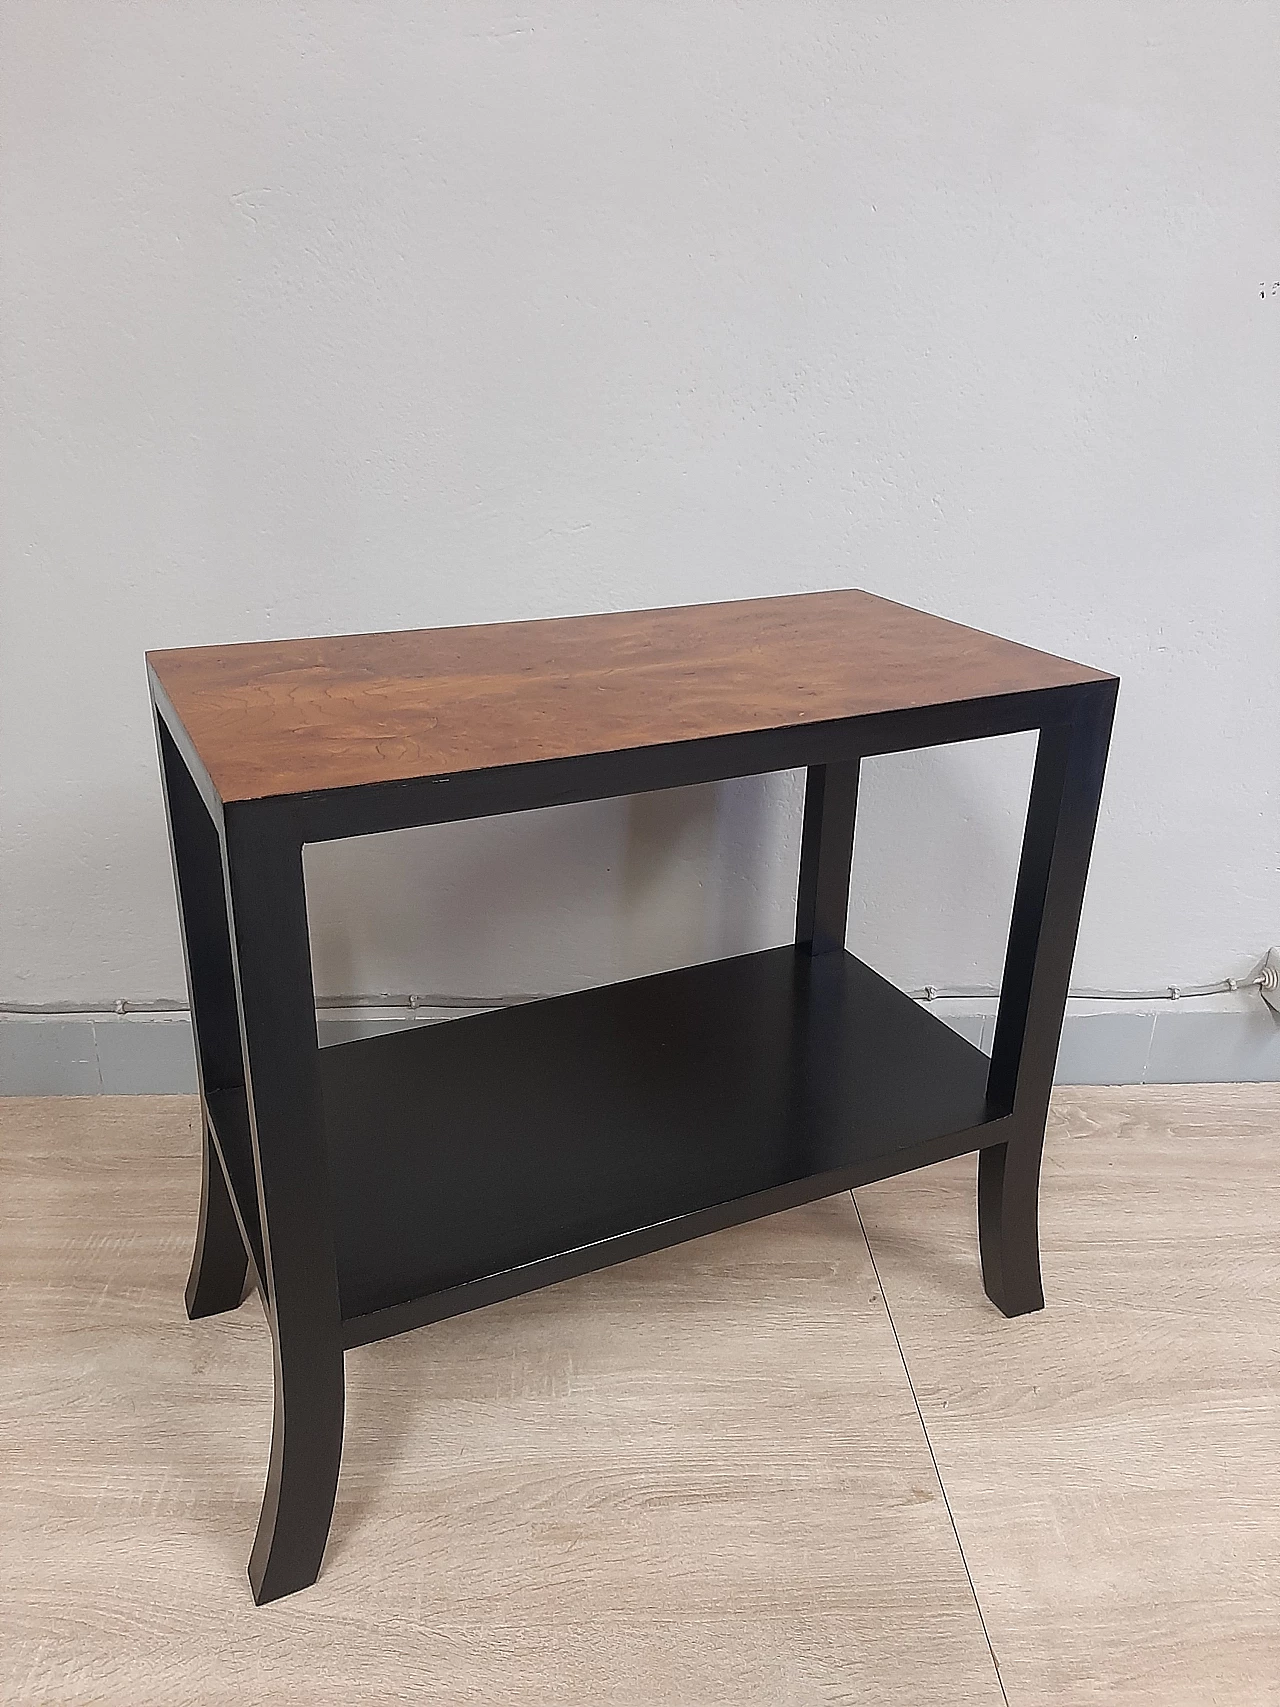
top-left (150, 668), bottom-right (1116, 1604)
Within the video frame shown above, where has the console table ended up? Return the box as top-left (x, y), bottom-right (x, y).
top-left (147, 590), bottom-right (1116, 1603)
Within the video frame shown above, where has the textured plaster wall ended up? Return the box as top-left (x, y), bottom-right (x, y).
top-left (2, 3), bottom-right (1277, 1009)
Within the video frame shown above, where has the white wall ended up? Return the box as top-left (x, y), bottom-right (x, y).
top-left (3, 2), bottom-right (1277, 1015)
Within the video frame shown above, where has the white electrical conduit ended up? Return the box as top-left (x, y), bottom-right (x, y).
top-left (3, 963), bottom-right (1276, 1017)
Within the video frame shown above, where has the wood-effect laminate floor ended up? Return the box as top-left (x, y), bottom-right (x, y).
top-left (1, 1087), bottom-right (1275, 1705)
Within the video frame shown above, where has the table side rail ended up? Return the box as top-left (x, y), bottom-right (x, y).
top-left (146, 680), bottom-right (1104, 843)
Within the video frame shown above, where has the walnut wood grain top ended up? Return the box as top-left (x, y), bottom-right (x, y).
top-left (147, 590), bottom-right (1110, 803)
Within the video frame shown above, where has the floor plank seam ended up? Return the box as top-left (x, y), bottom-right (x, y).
top-left (851, 1189), bottom-right (1011, 1707)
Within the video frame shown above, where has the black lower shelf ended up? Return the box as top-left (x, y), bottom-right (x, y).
top-left (313, 946), bottom-right (1009, 1346)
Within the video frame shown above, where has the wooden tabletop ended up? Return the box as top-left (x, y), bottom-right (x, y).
top-left (148, 590), bottom-right (1110, 803)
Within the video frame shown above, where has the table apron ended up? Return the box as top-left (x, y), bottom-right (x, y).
top-left (252, 684), bottom-right (1094, 847)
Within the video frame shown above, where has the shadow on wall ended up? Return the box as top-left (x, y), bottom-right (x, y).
top-left (300, 733), bottom-right (1034, 1007)
top-left (617, 785), bottom-right (720, 976)
top-left (853, 730), bottom-right (1037, 991)
top-left (303, 771), bottom-right (805, 1004)
top-left (617, 769), bottom-right (807, 976)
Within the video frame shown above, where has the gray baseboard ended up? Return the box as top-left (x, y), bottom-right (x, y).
top-left (2, 1004), bottom-right (1279, 1096)
top-left (941, 1007), bottom-right (1280, 1086)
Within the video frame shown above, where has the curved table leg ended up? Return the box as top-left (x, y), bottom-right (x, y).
top-left (185, 1123), bottom-right (251, 1319)
top-left (978, 1140), bottom-right (1044, 1317)
top-left (249, 1317), bottom-right (345, 1604)
top-left (981, 685), bottom-right (1115, 1318)
top-left (222, 800), bottom-right (347, 1604)
top-left (155, 713), bottom-right (260, 1324)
